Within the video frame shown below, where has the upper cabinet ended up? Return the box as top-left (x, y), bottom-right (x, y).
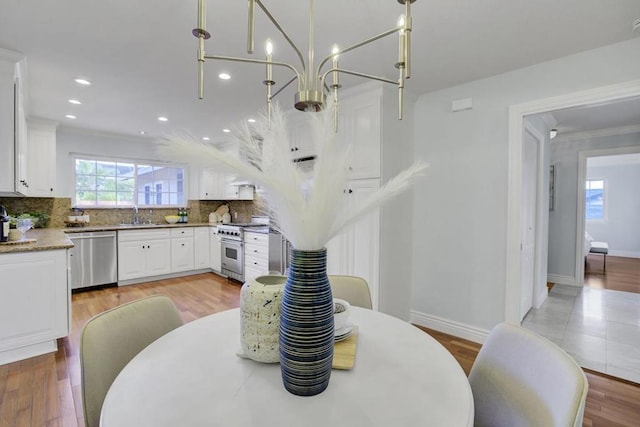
top-left (287, 110), bottom-right (316, 161)
top-left (26, 118), bottom-right (57, 197)
top-left (0, 48), bottom-right (28, 196)
top-left (336, 86), bottom-right (382, 180)
top-left (199, 168), bottom-right (254, 201)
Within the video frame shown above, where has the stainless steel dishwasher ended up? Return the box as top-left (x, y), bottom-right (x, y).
top-left (68, 231), bottom-right (118, 290)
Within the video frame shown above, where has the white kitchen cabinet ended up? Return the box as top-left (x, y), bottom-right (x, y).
top-left (199, 168), bottom-right (254, 201)
top-left (171, 227), bottom-right (194, 273)
top-left (287, 109), bottom-right (316, 161)
top-left (210, 226), bottom-right (222, 273)
top-left (325, 81), bottom-right (416, 319)
top-left (244, 231), bottom-right (269, 282)
top-left (26, 118), bottom-right (57, 197)
top-left (194, 227), bottom-right (210, 270)
top-left (118, 229), bottom-right (172, 281)
top-left (199, 168), bottom-right (226, 200)
top-left (0, 249), bottom-right (69, 364)
top-left (0, 48), bottom-right (28, 195)
top-left (326, 179), bottom-right (380, 309)
top-left (337, 88), bottom-right (381, 180)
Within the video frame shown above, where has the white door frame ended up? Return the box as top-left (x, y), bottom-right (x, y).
top-left (505, 79), bottom-right (640, 324)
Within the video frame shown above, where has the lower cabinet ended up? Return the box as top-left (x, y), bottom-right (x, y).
top-left (326, 178), bottom-right (380, 310)
top-left (244, 231), bottom-right (269, 283)
top-left (194, 227), bottom-right (210, 270)
top-left (0, 249), bottom-right (69, 364)
top-left (170, 228), bottom-right (194, 273)
top-left (209, 226), bottom-right (222, 273)
top-left (118, 229), bottom-right (171, 281)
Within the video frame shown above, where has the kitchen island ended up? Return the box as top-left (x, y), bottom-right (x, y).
top-left (0, 229), bottom-right (72, 364)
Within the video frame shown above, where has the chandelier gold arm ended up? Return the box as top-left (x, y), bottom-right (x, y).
top-left (193, 0), bottom-right (417, 124)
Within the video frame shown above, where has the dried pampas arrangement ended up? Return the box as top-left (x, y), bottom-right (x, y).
top-left (155, 99), bottom-right (427, 250)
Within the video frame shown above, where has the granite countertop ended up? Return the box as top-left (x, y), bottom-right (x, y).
top-left (0, 222), bottom-right (266, 254)
top-left (63, 222), bottom-right (213, 233)
top-left (0, 229), bottom-right (73, 254)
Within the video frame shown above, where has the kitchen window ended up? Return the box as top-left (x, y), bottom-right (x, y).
top-left (585, 179), bottom-right (605, 220)
top-left (73, 156), bottom-right (186, 207)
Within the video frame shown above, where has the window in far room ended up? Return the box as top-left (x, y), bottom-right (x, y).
top-left (585, 179), bottom-right (605, 220)
top-left (73, 156), bottom-right (186, 208)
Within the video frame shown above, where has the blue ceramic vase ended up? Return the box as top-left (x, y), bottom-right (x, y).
top-left (279, 247), bottom-right (334, 396)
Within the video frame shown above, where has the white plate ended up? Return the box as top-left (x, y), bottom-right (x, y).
top-left (335, 324), bottom-right (354, 342)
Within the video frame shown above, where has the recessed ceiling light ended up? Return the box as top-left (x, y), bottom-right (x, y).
top-left (222, 128), bottom-right (231, 133)
top-left (68, 99), bottom-right (82, 105)
top-left (202, 137), bottom-right (210, 141)
top-left (74, 78), bottom-right (92, 86)
top-left (65, 114), bottom-right (77, 119)
top-left (247, 118), bottom-right (256, 123)
top-left (218, 73), bottom-right (231, 80)
top-left (157, 116), bottom-right (169, 122)
top-left (139, 131), bottom-right (146, 135)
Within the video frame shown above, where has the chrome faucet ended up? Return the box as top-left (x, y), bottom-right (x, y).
top-left (132, 206), bottom-right (140, 224)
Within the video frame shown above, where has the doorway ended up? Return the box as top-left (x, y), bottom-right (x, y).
top-left (509, 82), bottom-right (640, 383)
top-left (505, 79), bottom-right (640, 323)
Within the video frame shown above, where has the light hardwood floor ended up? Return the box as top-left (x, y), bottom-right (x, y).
top-left (1, 272), bottom-right (639, 426)
top-left (585, 255), bottom-right (640, 294)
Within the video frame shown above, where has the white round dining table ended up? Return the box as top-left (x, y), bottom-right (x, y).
top-left (100, 307), bottom-right (474, 427)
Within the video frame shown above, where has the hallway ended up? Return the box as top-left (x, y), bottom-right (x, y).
top-left (523, 284), bottom-right (640, 384)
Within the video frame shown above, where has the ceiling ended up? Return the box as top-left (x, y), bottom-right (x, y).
top-left (548, 95), bottom-right (640, 137)
top-left (1, 0), bottom-right (640, 142)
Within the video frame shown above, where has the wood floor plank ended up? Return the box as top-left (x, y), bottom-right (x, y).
top-left (0, 271), bottom-right (639, 426)
top-left (585, 255), bottom-right (640, 294)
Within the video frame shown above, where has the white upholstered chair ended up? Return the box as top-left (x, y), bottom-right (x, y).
top-left (328, 275), bottom-right (373, 309)
top-left (80, 295), bottom-right (184, 427)
top-left (469, 323), bottom-right (588, 427)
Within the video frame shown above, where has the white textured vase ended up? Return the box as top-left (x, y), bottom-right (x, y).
top-left (240, 275), bottom-right (286, 363)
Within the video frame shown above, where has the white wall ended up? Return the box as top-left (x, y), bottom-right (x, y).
top-left (410, 37), bottom-right (640, 337)
top-left (586, 160), bottom-right (640, 258)
top-left (55, 127), bottom-right (197, 199)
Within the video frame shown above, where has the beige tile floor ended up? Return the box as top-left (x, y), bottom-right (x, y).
top-left (522, 284), bottom-right (640, 384)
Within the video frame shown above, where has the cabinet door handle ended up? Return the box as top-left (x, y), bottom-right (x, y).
top-left (181, 243), bottom-right (185, 247)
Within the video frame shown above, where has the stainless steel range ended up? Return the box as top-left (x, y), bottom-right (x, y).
top-left (217, 223), bottom-right (263, 282)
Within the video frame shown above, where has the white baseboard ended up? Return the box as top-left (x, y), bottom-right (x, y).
top-left (608, 250), bottom-right (640, 259)
top-left (547, 274), bottom-right (578, 286)
top-left (533, 287), bottom-right (548, 309)
top-left (410, 311), bottom-right (490, 344)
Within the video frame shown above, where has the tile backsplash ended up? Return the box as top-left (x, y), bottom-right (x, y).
top-left (0, 197), bottom-right (261, 228)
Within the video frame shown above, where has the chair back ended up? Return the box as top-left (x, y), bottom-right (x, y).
top-left (80, 295), bottom-right (183, 427)
top-left (469, 323), bottom-right (588, 427)
top-left (328, 275), bottom-right (372, 309)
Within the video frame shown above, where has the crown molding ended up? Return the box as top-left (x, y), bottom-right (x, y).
top-left (553, 124), bottom-right (640, 143)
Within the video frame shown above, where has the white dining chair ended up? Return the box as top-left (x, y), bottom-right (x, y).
top-left (469, 323), bottom-right (588, 427)
top-left (328, 275), bottom-right (372, 309)
top-left (80, 295), bottom-right (184, 427)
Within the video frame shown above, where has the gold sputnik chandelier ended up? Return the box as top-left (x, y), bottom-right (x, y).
top-left (193, 0), bottom-right (416, 127)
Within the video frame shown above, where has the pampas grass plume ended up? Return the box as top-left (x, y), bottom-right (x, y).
top-left (155, 99), bottom-right (427, 250)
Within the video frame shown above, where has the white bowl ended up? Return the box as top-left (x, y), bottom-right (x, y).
top-left (165, 215), bottom-right (180, 224)
top-left (333, 298), bottom-right (351, 332)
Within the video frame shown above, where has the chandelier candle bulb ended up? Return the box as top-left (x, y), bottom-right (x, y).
top-left (331, 45), bottom-right (340, 88)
